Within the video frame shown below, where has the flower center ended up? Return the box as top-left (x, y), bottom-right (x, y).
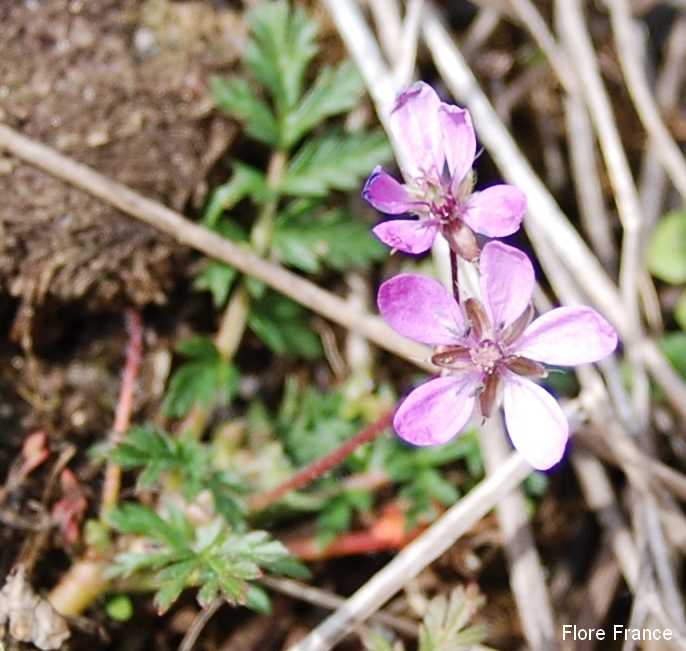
top-left (470, 340), bottom-right (503, 374)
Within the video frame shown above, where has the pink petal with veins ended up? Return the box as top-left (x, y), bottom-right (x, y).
top-left (394, 374), bottom-right (479, 446)
top-left (378, 273), bottom-right (465, 345)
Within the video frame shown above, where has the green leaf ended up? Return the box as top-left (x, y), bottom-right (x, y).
top-left (106, 595), bottom-right (134, 622)
top-left (203, 163), bottom-right (268, 227)
top-left (211, 76), bottom-right (279, 146)
top-left (163, 339), bottom-right (239, 418)
top-left (647, 209), bottom-right (686, 284)
top-left (193, 262), bottom-right (238, 308)
top-left (108, 503), bottom-right (190, 551)
top-left (282, 61), bottom-right (364, 147)
top-left (248, 291), bottom-right (321, 359)
top-left (246, 1), bottom-right (318, 115)
top-left (273, 208), bottom-right (386, 273)
top-left (660, 332), bottom-right (686, 378)
top-left (175, 336), bottom-right (219, 360)
top-left (280, 131), bottom-right (391, 197)
top-left (676, 290), bottom-right (686, 331)
top-left (245, 584), bottom-right (272, 614)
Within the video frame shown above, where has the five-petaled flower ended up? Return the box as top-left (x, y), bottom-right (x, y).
top-left (378, 241), bottom-right (618, 469)
top-left (363, 81), bottom-right (527, 260)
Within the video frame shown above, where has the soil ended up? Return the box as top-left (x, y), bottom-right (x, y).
top-left (0, 0), bottom-right (243, 348)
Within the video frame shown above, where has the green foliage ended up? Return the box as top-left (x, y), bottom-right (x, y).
top-left (211, 77), bottom-right (279, 146)
top-left (317, 489), bottom-right (373, 545)
top-left (245, 1), bottom-right (317, 119)
top-left (163, 338), bottom-right (239, 419)
top-left (106, 595), bottom-right (133, 622)
top-left (384, 431), bottom-right (483, 524)
top-left (647, 209), bottom-right (686, 284)
top-left (418, 586), bottom-right (488, 651)
top-left (193, 262), bottom-right (238, 309)
top-left (280, 131), bottom-right (391, 197)
top-left (273, 208), bottom-right (386, 274)
top-left (676, 291), bottom-right (686, 331)
top-left (203, 164), bottom-right (268, 227)
top-left (111, 426), bottom-right (247, 526)
top-left (362, 586), bottom-right (488, 651)
top-left (248, 291), bottom-right (322, 359)
top-left (282, 61), bottom-right (364, 147)
top-left (277, 378), bottom-right (359, 466)
top-left (660, 332), bottom-right (686, 379)
top-left (108, 504), bottom-right (308, 614)
top-left (214, 1), bottom-right (368, 150)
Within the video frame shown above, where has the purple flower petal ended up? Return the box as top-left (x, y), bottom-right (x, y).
top-left (480, 242), bottom-right (535, 332)
top-left (390, 82), bottom-right (443, 180)
top-left (512, 306), bottom-right (618, 365)
top-left (378, 273), bottom-right (465, 345)
top-left (438, 104), bottom-right (476, 187)
top-left (394, 374), bottom-right (479, 446)
top-left (502, 373), bottom-right (568, 470)
top-left (462, 184), bottom-right (527, 237)
top-left (362, 166), bottom-right (419, 214)
top-left (372, 219), bottom-right (439, 254)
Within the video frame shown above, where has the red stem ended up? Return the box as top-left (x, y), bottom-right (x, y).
top-left (250, 410), bottom-right (393, 511)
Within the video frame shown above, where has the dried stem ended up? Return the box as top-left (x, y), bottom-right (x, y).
top-left (259, 576), bottom-right (418, 638)
top-left (286, 451), bottom-right (532, 651)
top-left (638, 15), bottom-right (686, 228)
top-left (606, 0), bottom-right (686, 202)
top-left (249, 411), bottom-right (393, 511)
top-left (100, 308), bottom-right (143, 517)
top-left (480, 415), bottom-right (559, 650)
top-left (0, 123), bottom-right (432, 371)
top-left (178, 598), bottom-right (223, 651)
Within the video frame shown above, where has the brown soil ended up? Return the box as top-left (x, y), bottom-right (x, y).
top-left (0, 0), bottom-right (243, 348)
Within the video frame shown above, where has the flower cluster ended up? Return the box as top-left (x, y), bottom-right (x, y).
top-left (365, 82), bottom-right (618, 470)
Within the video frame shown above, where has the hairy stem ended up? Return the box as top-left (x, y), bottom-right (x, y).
top-left (249, 410), bottom-right (393, 511)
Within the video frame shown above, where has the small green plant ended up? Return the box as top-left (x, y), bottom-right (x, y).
top-left (362, 585), bottom-right (490, 651)
top-left (107, 504), bottom-right (308, 614)
top-left (111, 426), bottom-right (247, 526)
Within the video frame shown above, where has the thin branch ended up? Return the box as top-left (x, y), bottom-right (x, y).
top-left (638, 15), bottom-right (686, 229)
top-left (555, 0), bottom-right (643, 333)
top-left (178, 598), bottom-right (223, 651)
top-left (606, 0), bottom-right (686, 202)
top-left (286, 451), bottom-right (532, 651)
top-left (249, 411), bottom-right (393, 511)
top-left (0, 123), bottom-right (432, 373)
top-left (393, 0), bottom-right (424, 88)
top-left (563, 93), bottom-right (616, 269)
top-left (100, 308), bottom-right (143, 516)
top-left (462, 6), bottom-right (501, 58)
top-left (480, 415), bottom-right (559, 650)
top-left (259, 576), bottom-right (418, 639)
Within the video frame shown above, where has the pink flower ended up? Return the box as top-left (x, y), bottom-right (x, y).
top-left (378, 242), bottom-right (618, 469)
top-left (363, 82), bottom-right (526, 259)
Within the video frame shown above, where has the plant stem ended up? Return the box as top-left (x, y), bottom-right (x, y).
top-left (181, 150), bottom-right (287, 439)
top-left (100, 308), bottom-right (143, 517)
top-left (449, 248), bottom-right (461, 303)
top-left (249, 410), bottom-right (393, 511)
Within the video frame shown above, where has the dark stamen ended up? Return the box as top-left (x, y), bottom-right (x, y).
top-left (505, 356), bottom-right (547, 378)
top-left (431, 346), bottom-right (471, 369)
top-left (464, 298), bottom-right (491, 341)
top-left (479, 372), bottom-right (500, 418)
top-left (500, 304), bottom-right (534, 345)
